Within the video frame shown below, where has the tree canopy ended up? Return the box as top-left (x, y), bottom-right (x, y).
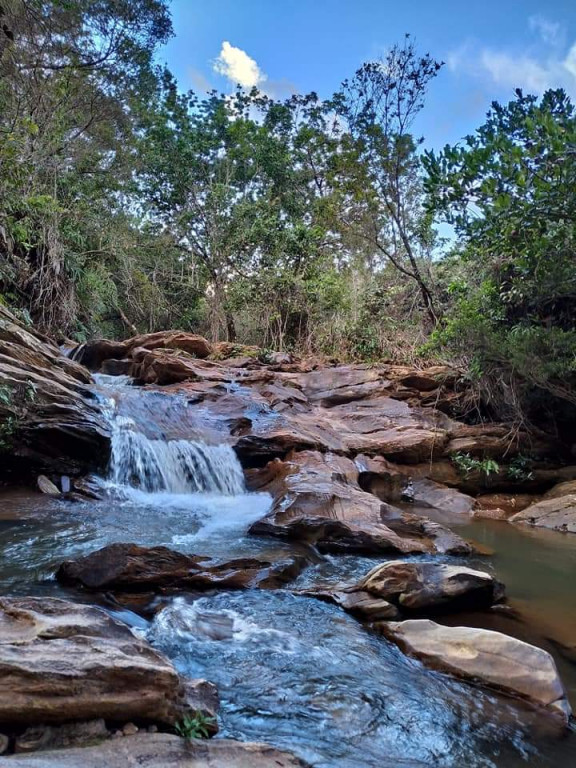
top-left (1, 1), bottom-right (575, 438)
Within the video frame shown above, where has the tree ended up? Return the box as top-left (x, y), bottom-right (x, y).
top-left (424, 89), bottom-right (576, 434)
top-left (0, 0), bottom-right (172, 332)
top-left (138, 83), bottom-right (342, 344)
top-left (332, 35), bottom-right (443, 326)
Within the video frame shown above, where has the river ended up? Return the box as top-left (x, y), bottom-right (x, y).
top-left (0, 376), bottom-right (575, 767)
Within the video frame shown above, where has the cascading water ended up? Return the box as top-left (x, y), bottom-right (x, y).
top-left (95, 374), bottom-right (245, 496)
top-left (109, 415), bottom-right (245, 495)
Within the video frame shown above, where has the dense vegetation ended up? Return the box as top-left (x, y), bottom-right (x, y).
top-left (1, 1), bottom-right (574, 437)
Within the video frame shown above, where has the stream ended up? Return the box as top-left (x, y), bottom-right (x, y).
top-left (1, 376), bottom-right (575, 767)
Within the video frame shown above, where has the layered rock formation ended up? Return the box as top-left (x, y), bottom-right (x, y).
top-left (0, 307), bottom-right (109, 475)
top-left (57, 543), bottom-right (306, 592)
top-left (247, 450), bottom-right (472, 554)
top-left (0, 597), bottom-right (188, 726)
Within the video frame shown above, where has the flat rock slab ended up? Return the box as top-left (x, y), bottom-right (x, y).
top-left (0, 734), bottom-right (309, 767)
top-left (0, 597), bottom-right (181, 725)
top-left (57, 543), bottom-right (306, 591)
top-left (378, 619), bottom-right (571, 722)
top-left (510, 495), bottom-right (576, 533)
top-left (357, 561), bottom-right (505, 613)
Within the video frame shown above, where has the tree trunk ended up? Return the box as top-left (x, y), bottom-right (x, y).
top-left (225, 310), bottom-right (236, 342)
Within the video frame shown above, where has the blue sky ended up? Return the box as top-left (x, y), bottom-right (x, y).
top-left (160, 0), bottom-right (576, 150)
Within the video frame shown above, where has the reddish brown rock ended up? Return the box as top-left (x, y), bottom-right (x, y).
top-left (57, 543), bottom-right (306, 591)
top-left (248, 451), bottom-right (472, 555)
top-left (0, 597), bottom-right (182, 725)
top-left (71, 331), bottom-right (213, 372)
top-left (0, 306), bottom-right (109, 476)
top-left (474, 493), bottom-right (539, 520)
top-left (543, 479), bottom-right (576, 499)
top-left (296, 587), bottom-right (400, 621)
top-left (509, 495), bottom-right (576, 533)
top-left (357, 560), bottom-right (505, 612)
top-left (2, 734), bottom-right (309, 768)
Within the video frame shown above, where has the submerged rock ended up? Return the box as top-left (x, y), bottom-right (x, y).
top-left (0, 596), bottom-right (186, 726)
top-left (248, 451), bottom-right (472, 556)
top-left (1, 734), bottom-right (309, 767)
top-left (377, 619), bottom-right (571, 722)
top-left (57, 543), bottom-right (306, 591)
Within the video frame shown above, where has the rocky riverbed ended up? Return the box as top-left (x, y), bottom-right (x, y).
top-left (1, 310), bottom-right (576, 766)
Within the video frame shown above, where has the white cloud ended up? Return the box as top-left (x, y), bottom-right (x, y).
top-left (529, 15), bottom-right (563, 46)
top-left (213, 41), bottom-right (266, 88)
top-left (479, 50), bottom-right (557, 93)
top-left (448, 18), bottom-right (576, 97)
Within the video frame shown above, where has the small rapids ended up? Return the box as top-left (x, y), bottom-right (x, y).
top-left (147, 592), bottom-right (565, 768)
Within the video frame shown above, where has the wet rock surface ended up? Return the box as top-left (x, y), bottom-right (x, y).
top-left (57, 543), bottom-right (306, 591)
top-left (0, 734), bottom-right (309, 767)
top-left (247, 451), bottom-right (472, 555)
top-left (510, 494), bottom-right (576, 533)
top-left (357, 560), bottom-right (505, 612)
top-left (299, 560), bottom-right (504, 621)
top-left (377, 619), bottom-right (572, 722)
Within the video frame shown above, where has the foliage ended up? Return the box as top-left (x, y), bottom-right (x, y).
top-left (451, 452), bottom-right (500, 478)
top-left (424, 89), bottom-right (576, 431)
top-left (1, 4), bottom-right (574, 441)
top-left (332, 35), bottom-right (443, 326)
top-left (506, 455), bottom-right (534, 482)
top-left (0, 379), bottom-right (37, 451)
top-left (174, 712), bottom-right (216, 740)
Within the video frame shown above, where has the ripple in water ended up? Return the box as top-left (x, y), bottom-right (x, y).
top-left (147, 591), bottom-right (560, 768)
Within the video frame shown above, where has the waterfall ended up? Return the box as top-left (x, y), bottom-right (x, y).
top-left (95, 376), bottom-right (245, 496)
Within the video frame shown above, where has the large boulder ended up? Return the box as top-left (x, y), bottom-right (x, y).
top-left (57, 544), bottom-right (306, 592)
top-left (0, 307), bottom-right (109, 475)
top-left (378, 620), bottom-right (571, 722)
top-left (298, 561), bottom-right (503, 622)
top-left (0, 597), bottom-right (185, 725)
top-left (71, 331), bottom-right (213, 372)
top-left (248, 451), bottom-right (472, 556)
top-left (509, 494), bottom-right (576, 533)
top-left (356, 561), bottom-right (505, 613)
top-left (1, 734), bottom-right (309, 767)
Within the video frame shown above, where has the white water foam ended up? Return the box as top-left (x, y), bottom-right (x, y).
top-left (148, 596), bottom-right (298, 651)
top-left (93, 373), bottom-right (271, 539)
